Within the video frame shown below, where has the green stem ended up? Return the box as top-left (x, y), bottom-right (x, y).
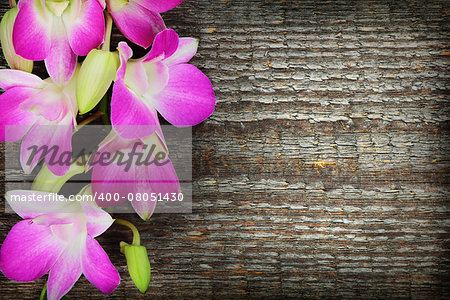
top-left (9, 0), bottom-right (16, 8)
top-left (75, 111), bottom-right (103, 132)
top-left (102, 12), bottom-right (113, 51)
top-left (39, 282), bottom-right (47, 300)
top-left (99, 92), bottom-right (111, 125)
top-left (115, 218), bottom-right (140, 246)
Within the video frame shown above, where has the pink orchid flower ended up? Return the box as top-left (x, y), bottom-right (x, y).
top-left (0, 188), bottom-right (120, 300)
top-left (91, 129), bottom-right (180, 220)
top-left (112, 29), bottom-right (216, 139)
top-left (0, 69), bottom-right (78, 176)
top-left (13, 0), bottom-right (105, 84)
top-left (105, 0), bottom-right (183, 48)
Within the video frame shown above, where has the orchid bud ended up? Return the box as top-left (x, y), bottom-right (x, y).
top-left (0, 8), bottom-right (33, 72)
top-left (120, 241), bottom-right (151, 294)
top-left (31, 156), bottom-right (87, 193)
top-left (76, 49), bottom-right (119, 114)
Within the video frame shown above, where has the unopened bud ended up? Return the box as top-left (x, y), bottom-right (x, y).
top-left (0, 8), bottom-right (33, 72)
top-left (76, 49), bottom-right (119, 114)
top-left (120, 241), bottom-right (151, 294)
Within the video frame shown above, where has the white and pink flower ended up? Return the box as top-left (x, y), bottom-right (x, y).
top-left (91, 129), bottom-right (180, 220)
top-left (13, 0), bottom-right (105, 84)
top-left (112, 29), bottom-right (216, 139)
top-left (0, 188), bottom-right (120, 300)
top-left (105, 0), bottom-right (183, 48)
top-left (0, 69), bottom-right (78, 176)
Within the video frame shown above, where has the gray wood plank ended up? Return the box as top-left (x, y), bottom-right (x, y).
top-left (0, 0), bottom-right (449, 298)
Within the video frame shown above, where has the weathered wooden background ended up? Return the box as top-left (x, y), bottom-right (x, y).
top-left (1, 0), bottom-right (450, 298)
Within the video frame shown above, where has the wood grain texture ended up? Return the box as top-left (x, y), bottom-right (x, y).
top-left (1, 0), bottom-right (450, 298)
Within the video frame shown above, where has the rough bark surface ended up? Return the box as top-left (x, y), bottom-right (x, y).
top-left (0, 0), bottom-right (449, 299)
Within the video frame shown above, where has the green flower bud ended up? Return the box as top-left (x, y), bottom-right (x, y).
top-left (76, 49), bottom-right (119, 114)
top-left (0, 8), bottom-right (33, 72)
top-left (31, 156), bottom-right (87, 193)
top-left (120, 241), bottom-right (151, 294)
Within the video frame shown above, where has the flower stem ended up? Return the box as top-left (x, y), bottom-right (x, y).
top-left (115, 218), bottom-right (141, 246)
top-left (76, 111), bottom-right (103, 132)
top-left (102, 12), bottom-right (113, 51)
top-left (39, 282), bottom-right (47, 300)
top-left (99, 92), bottom-right (111, 125)
top-left (9, 0), bottom-right (16, 8)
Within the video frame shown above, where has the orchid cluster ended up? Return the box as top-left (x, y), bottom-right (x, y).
top-left (0, 0), bottom-right (215, 299)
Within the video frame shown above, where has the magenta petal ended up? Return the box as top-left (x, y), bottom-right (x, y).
top-left (0, 70), bottom-right (44, 90)
top-left (123, 61), bottom-right (149, 95)
top-left (129, 165), bottom-right (157, 220)
top-left (164, 38), bottom-right (198, 67)
top-left (20, 116), bottom-right (73, 176)
top-left (45, 119), bottom-right (73, 176)
top-left (91, 144), bottom-right (136, 207)
top-left (20, 122), bottom-right (53, 174)
top-left (45, 33), bottom-right (77, 85)
top-left (13, 0), bottom-right (51, 60)
top-left (116, 41), bottom-right (133, 80)
top-left (110, 1), bottom-right (165, 48)
top-left (66, 0), bottom-right (105, 56)
top-left (0, 220), bottom-right (64, 282)
top-left (131, 158), bottom-right (179, 220)
top-left (153, 64), bottom-right (216, 127)
top-left (143, 29), bottom-right (179, 62)
top-left (80, 196), bottom-right (114, 237)
top-left (134, 0), bottom-right (183, 13)
top-left (20, 87), bottom-right (69, 122)
top-left (81, 236), bottom-right (120, 294)
top-left (111, 79), bottom-right (159, 139)
top-left (0, 87), bottom-right (38, 142)
top-left (47, 241), bottom-right (82, 300)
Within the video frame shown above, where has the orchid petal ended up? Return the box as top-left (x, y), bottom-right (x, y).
top-left (64, 0), bottom-right (105, 56)
top-left (81, 236), bottom-right (120, 294)
top-left (117, 41), bottom-right (133, 80)
top-left (152, 64), bottom-right (216, 127)
top-left (0, 87), bottom-right (38, 142)
top-left (6, 190), bottom-right (79, 219)
top-left (45, 28), bottom-right (77, 85)
top-left (79, 186), bottom-right (115, 237)
top-left (141, 61), bottom-right (169, 95)
top-left (0, 69), bottom-right (44, 90)
top-left (111, 79), bottom-right (159, 139)
top-left (20, 116), bottom-right (73, 176)
top-left (131, 158), bottom-right (179, 220)
top-left (110, 1), bottom-right (165, 48)
top-left (13, 0), bottom-right (51, 60)
top-left (163, 37), bottom-right (198, 67)
top-left (143, 28), bottom-right (178, 62)
top-left (20, 85), bottom-right (69, 122)
top-left (97, 0), bottom-right (107, 10)
top-left (134, 0), bottom-right (183, 13)
top-left (91, 142), bottom-right (138, 207)
top-left (46, 116), bottom-right (73, 176)
top-left (0, 220), bottom-right (64, 282)
top-left (123, 61), bottom-right (149, 96)
top-left (47, 240), bottom-right (83, 300)
top-left (129, 165), bottom-right (157, 220)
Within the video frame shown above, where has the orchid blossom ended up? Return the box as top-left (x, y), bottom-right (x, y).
top-left (0, 68), bottom-right (78, 176)
top-left (0, 188), bottom-right (120, 300)
top-left (105, 0), bottom-right (183, 48)
top-left (91, 129), bottom-right (180, 220)
top-left (13, 0), bottom-right (105, 84)
top-left (112, 29), bottom-right (216, 139)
